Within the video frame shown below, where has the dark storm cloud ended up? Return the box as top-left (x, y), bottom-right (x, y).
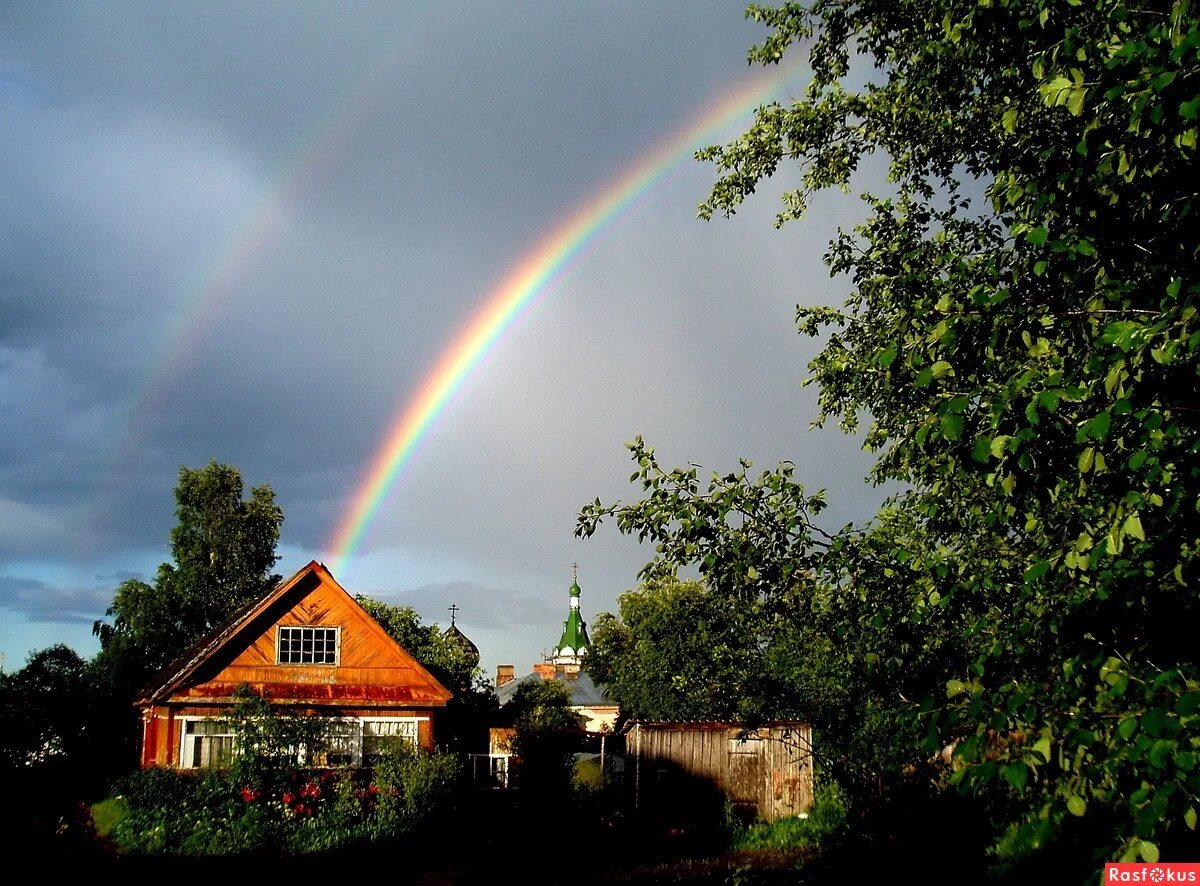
top-left (366, 580), bottom-right (560, 629)
top-left (0, 575), bottom-right (112, 624)
top-left (0, 2), bottom-right (890, 668)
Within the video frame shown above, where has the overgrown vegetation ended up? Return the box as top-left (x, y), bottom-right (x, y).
top-left (581, 0), bottom-right (1200, 869)
top-left (109, 692), bottom-right (461, 857)
top-left (733, 784), bottom-right (848, 852)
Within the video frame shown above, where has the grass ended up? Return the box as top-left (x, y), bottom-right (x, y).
top-left (89, 797), bottom-right (127, 838)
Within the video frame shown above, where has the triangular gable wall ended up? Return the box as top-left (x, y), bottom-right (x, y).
top-left (143, 561), bottom-right (451, 707)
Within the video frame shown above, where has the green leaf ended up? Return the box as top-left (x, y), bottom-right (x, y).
top-left (1182, 97), bottom-right (1200, 120)
top-left (1002, 107), bottom-right (1019, 133)
top-left (972, 437), bottom-right (992, 462)
top-left (1139, 840), bottom-right (1160, 863)
top-left (1152, 71), bottom-right (1177, 91)
top-left (941, 414), bottom-right (964, 440)
top-left (1123, 513), bottom-right (1145, 542)
top-left (1176, 692), bottom-right (1200, 716)
top-left (1067, 795), bottom-right (1087, 817)
top-left (1003, 762), bottom-right (1029, 790)
top-left (1079, 447), bottom-right (1095, 473)
top-left (1067, 87), bottom-right (1086, 116)
top-left (990, 435), bottom-right (1011, 458)
top-left (1032, 735), bottom-right (1052, 762)
top-left (1027, 226), bottom-right (1049, 246)
top-left (1078, 411), bottom-right (1112, 442)
top-left (1119, 718), bottom-right (1139, 740)
top-left (876, 343), bottom-right (898, 367)
top-left (1186, 807), bottom-right (1198, 830)
top-left (1039, 76), bottom-right (1072, 106)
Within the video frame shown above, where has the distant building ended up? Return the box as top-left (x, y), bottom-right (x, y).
top-left (441, 603), bottom-right (480, 671)
top-left (475, 572), bottom-right (619, 787)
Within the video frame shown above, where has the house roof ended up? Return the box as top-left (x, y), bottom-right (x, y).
top-left (136, 560), bottom-right (452, 706)
top-left (495, 667), bottom-right (614, 709)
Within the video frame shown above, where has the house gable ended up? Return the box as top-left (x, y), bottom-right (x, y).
top-left (142, 560), bottom-right (451, 708)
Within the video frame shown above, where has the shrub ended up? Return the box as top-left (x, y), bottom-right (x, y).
top-left (734, 783), bottom-right (849, 852)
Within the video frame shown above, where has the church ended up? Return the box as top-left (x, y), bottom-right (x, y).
top-left (468, 571), bottom-right (618, 787)
top-left (493, 570), bottom-right (618, 733)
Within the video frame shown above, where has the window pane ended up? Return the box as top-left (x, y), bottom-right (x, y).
top-left (278, 626), bottom-right (337, 664)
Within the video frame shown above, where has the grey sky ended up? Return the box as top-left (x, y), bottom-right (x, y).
top-left (0, 2), bottom-right (885, 676)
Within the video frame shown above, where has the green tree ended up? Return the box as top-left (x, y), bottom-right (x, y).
top-left (508, 678), bottom-right (580, 802)
top-left (356, 596), bottom-right (495, 750)
top-left (588, 577), bottom-right (767, 722)
top-left (0, 645), bottom-right (89, 769)
top-left (94, 461), bottom-right (283, 683)
top-left (582, 0), bottom-right (1200, 863)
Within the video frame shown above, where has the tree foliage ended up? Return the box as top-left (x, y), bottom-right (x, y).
top-left (356, 596), bottom-right (494, 750)
top-left (508, 678), bottom-right (580, 801)
top-left (94, 460), bottom-right (283, 684)
top-left (582, 0), bottom-right (1200, 863)
top-left (0, 645), bottom-right (90, 769)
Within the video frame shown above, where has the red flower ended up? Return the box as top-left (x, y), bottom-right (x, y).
top-left (282, 791), bottom-right (294, 805)
top-left (239, 786), bottom-right (261, 803)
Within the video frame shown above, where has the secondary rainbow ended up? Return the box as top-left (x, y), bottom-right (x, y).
top-left (328, 66), bottom-right (800, 574)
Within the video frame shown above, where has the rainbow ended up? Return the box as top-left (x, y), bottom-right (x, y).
top-left (88, 44), bottom-right (416, 553)
top-left (327, 65), bottom-right (802, 575)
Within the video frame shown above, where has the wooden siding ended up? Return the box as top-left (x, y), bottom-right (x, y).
top-left (138, 562), bottom-right (450, 767)
top-left (172, 569), bottom-right (449, 706)
top-left (629, 722), bottom-right (813, 822)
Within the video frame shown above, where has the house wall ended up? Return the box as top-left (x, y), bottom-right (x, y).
top-left (629, 722), bottom-right (813, 822)
top-left (141, 703), bottom-right (439, 768)
top-left (575, 704), bottom-right (620, 734)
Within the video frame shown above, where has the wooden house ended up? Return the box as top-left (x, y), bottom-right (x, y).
top-left (136, 560), bottom-right (452, 768)
top-left (625, 721), bottom-right (814, 823)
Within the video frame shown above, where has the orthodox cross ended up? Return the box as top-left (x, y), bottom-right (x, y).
top-left (572, 561), bottom-right (579, 582)
top-left (448, 603), bottom-right (460, 626)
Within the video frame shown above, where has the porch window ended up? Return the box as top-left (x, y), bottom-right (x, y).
top-left (181, 719), bottom-right (236, 768)
top-left (362, 718), bottom-right (420, 765)
top-left (277, 625), bottom-right (340, 664)
top-left (179, 715), bottom-right (421, 768)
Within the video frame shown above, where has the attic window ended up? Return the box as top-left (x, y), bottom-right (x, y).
top-left (277, 625), bottom-right (339, 665)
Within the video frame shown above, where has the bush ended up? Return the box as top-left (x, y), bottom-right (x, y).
top-left (109, 745), bottom-right (464, 857)
top-left (734, 784), bottom-right (849, 852)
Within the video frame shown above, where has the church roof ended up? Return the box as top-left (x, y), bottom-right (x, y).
top-left (442, 621), bottom-right (480, 668)
top-left (555, 575), bottom-right (590, 655)
top-left (557, 607), bottom-right (590, 654)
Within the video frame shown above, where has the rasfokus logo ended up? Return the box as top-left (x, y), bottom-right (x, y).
top-left (1106, 864), bottom-right (1200, 882)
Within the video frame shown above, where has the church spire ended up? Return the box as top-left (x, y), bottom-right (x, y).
top-left (554, 566), bottom-right (590, 670)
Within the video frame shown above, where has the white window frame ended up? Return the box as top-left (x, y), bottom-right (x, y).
top-left (314, 716), bottom-right (426, 766)
top-left (179, 714), bottom-right (426, 768)
top-left (178, 716), bottom-right (239, 769)
top-left (275, 624), bottom-right (341, 665)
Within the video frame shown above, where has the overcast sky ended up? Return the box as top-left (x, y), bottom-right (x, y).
top-left (0, 1), bottom-right (887, 677)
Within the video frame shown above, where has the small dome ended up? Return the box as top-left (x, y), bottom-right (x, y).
top-left (443, 621), bottom-right (480, 668)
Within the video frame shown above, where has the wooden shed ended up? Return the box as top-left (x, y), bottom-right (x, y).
top-left (625, 721), bottom-right (814, 823)
top-left (136, 560), bottom-right (452, 768)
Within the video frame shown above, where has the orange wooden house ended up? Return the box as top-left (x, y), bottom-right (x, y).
top-left (136, 560), bottom-right (452, 768)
